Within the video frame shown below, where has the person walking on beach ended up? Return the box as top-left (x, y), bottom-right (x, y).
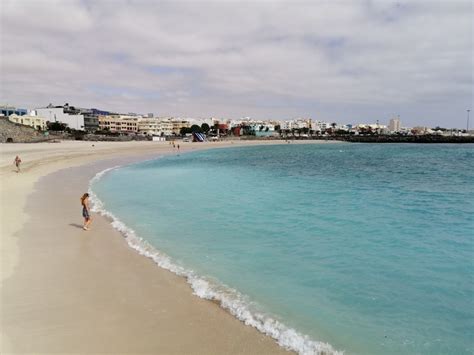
top-left (80, 193), bottom-right (92, 230)
top-left (14, 155), bottom-right (22, 173)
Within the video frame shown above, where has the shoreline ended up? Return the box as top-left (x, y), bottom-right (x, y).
top-left (88, 161), bottom-right (339, 355)
top-left (0, 140), bottom-right (339, 354)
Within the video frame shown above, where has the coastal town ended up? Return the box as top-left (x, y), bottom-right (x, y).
top-left (2, 0), bottom-right (473, 353)
top-left (1, 102), bottom-right (472, 143)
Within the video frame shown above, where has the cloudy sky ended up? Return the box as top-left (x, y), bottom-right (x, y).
top-left (1, 0), bottom-right (472, 127)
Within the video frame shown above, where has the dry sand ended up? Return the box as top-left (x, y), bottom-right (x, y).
top-left (0, 139), bottom-right (334, 354)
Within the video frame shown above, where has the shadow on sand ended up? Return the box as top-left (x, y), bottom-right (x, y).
top-left (69, 223), bottom-right (84, 229)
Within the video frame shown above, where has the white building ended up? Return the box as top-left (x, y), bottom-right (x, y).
top-left (138, 118), bottom-right (161, 135)
top-left (9, 114), bottom-right (47, 130)
top-left (137, 118), bottom-right (183, 136)
top-left (311, 121), bottom-right (330, 132)
top-left (187, 117), bottom-right (214, 127)
top-left (355, 123), bottom-right (388, 133)
top-left (389, 117), bottom-right (401, 132)
top-left (34, 107), bottom-right (85, 130)
top-left (292, 118), bottom-right (311, 129)
top-left (158, 118), bottom-right (174, 136)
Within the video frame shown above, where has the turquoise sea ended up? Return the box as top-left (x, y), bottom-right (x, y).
top-left (91, 143), bottom-right (474, 354)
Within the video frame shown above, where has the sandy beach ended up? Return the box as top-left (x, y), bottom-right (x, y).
top-left (0, 139), bottom-right (328, 354)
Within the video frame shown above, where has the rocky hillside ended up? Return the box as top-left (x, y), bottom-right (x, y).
top-left (0, 117), bottom-right (48, 143)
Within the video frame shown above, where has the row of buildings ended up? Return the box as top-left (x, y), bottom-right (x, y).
top-left (2, 103), bottom-right (207, 136)
top-left (3, 103), bottom-right (460, 137)
top-left (3, 104), bottom-right (99, 131)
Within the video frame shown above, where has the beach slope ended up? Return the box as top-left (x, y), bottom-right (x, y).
top-left (0, 141), bottom-right (292, 354)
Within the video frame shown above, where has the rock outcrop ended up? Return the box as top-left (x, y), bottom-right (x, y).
top-left (0, 117), bottom-right (48, 143)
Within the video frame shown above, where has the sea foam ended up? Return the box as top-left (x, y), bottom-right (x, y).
top-left (88, 165), bottom-right (342, 355)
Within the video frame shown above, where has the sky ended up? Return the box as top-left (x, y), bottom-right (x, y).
top-left (0, 0), bottom-right (472, 128)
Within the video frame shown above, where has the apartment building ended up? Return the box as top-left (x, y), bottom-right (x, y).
top-left (158, 118), bottom-right (173, 136)
top-left (80, 109), bottom-right (100, 132)
top-left (138, 118), bottom-right (161, 135)
top-left (311, 121), bottom-right (329, 131)
top-left (9, 114), bottom-right (47, 130)
top-left (171, 119), bottom-right (190, 135)
top-left (136, 117), bottom-right (187, 136)
top-left (98, 115), bottom-right (140, 133)
top-left (389, 117), bottom-right (401, 132)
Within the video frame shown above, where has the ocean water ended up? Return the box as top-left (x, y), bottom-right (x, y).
top-left (90, 143), bottom-right (474, 354)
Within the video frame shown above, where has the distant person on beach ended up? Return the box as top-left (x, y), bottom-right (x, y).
top-left (80, 193), bottom-right (92, 230)
top-left (14, 155), bottom-right (21, 172)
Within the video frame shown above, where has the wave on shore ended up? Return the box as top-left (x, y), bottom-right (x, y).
top-left (88, 165), bottom-right (341, 355)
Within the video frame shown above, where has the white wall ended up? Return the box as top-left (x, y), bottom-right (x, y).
top-left (35, 108), bottom-right (85, 130)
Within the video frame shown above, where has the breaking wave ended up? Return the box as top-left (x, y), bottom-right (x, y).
top-left (88, 165), bottom-right (342, 355)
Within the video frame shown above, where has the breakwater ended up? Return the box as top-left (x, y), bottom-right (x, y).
top-left (331, 135), bottom-right (474, 143)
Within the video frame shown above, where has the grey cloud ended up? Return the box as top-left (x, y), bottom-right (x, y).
top-left (0, 0), bottom-right (472, 127)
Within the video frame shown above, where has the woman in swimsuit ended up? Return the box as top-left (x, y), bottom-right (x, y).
top-left (80, 193), bottom-right (92, 230)
top-left (14, 155), bottom-right (21, 172)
